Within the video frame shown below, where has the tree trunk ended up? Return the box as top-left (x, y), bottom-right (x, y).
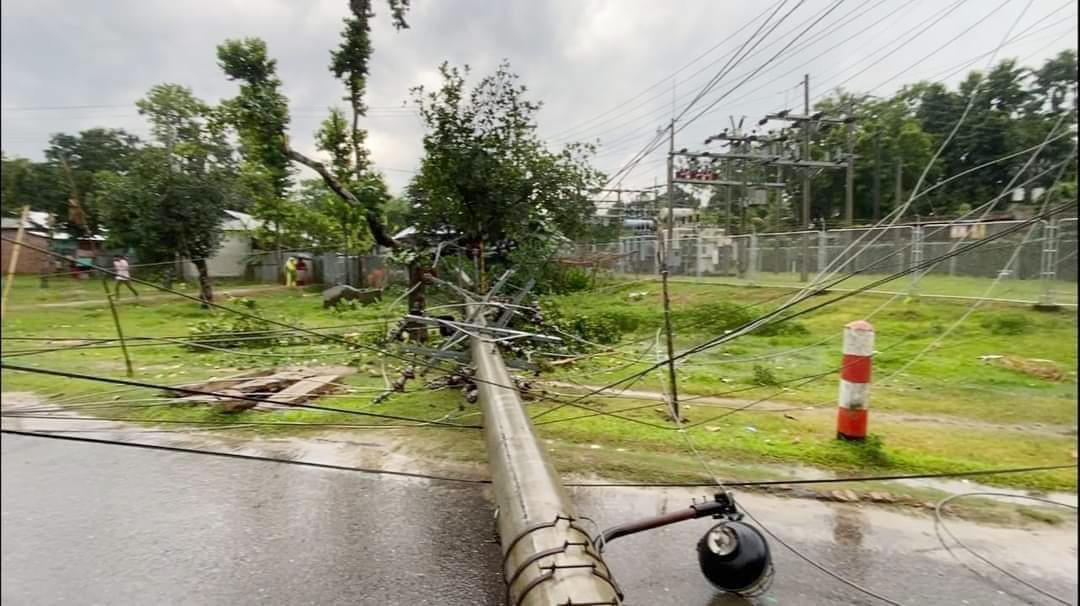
top-left (192, 258), bottom-right (213, 308)
top-left (406, 261), bottom-right (427, 343)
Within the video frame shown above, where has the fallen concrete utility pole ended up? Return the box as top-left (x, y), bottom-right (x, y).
top-left (470, 307), bottom-right (622, 605)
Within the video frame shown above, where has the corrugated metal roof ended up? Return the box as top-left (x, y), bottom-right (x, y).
top-left (222, 209), bottom-right (262, 231)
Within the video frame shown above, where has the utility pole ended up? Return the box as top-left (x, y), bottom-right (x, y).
top-left (845, 100), bottom-right (855, 226)
top-left (469, 308), bottom-right (622, 605)
top-left (666, 120), bottom-right (676, 271)
top-left (725, 160), bottom-right (734, 234)
top-left (662, 119), bottom-right (680, 421)
top-left (800, 73), bottom-right (811, 282)
top-left (894, 159), bottom-right (903, 210)
top-left (872, 133), bottom-right (882, 222)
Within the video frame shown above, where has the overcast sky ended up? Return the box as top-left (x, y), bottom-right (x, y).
top-left (2, 0), bottom-right (1076, 199)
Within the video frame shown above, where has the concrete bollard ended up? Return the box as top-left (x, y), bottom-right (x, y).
top-left (837, 320), bottom-right (874, 441)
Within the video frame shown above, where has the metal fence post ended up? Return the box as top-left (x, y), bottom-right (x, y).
top-left (695, 231), bottom-right (703, 278)
top-left (748, 230), bottom-right (759, 284)
top-left (817, 229), bottom-right (827, 275)
top-left (1039, 218), bottom-right (1060, 308)
top-left (910, 225), bottom-right (924, 294)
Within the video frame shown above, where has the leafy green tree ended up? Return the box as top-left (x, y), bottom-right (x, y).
top-left (216, 1), bottom-right (408, 251)
top-left (39, 128), bottom-right (141, 233)
top-left (406, 61), bottom-right (604, 277)
top-left (97, 84), bottom-right (233, 305)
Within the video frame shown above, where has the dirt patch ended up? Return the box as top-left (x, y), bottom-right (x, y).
top-left (986, 355), bottom-right (1072, 382)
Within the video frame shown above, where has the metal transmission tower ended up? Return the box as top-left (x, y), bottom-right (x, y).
top-left (761, 74), bottom-right (854, 281)
top-left (698, 117), bottom-right (790, 234)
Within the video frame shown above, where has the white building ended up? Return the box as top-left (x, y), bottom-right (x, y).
top-left (182, 210), bottom-right (262, 278)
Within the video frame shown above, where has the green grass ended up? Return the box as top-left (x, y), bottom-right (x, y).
top-left (1, 274), bottom-right (1076, 493)
top-left (1, 274), bottom-right (273, 306)
top-left (663, 271), bottom-right (1079, 304)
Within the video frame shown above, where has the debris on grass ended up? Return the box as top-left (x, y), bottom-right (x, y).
top-left (983, 354), bottom-right (1070, 382)
top-left (168, 366), bottom-right (352, 412)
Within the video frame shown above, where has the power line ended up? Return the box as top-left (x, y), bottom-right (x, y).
top-left (544, 0), bottom-right (789, 142)
top-left (564, 464), bottom-right (1078, 487)
top-left (536, 198), bottom-right (1077, 413)
top-left (0, 429), bottom-right (493, 484)
top-left (562, 0), bottom-right (881, 147)
top-left (934, 492), bottom-right (1077, 606)
top-left (3, 428), bottom-right (1071, 490)
top-left (0, 237), bottom-right (544, 399)
top-left (0, 363), bottom-right (483, 429)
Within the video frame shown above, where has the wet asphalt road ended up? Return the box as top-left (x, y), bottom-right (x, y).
top-left (3, 433), bottom-right (1077, 605)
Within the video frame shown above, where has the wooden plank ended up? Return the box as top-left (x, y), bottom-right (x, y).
top-left (264, 374), bottom-right (342, 405)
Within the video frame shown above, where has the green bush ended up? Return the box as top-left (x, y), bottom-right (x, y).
top-left (548, 266), bottom-right (593, 294)
top-left (539, 305), bottom-right (624, 346)
top-left (677, 302), bottom-right (808, 337)
top-left (980, 312), bottom-right (1031, 335)
top-left (186, 298), bottom-right (302, 350)
top-left (752, 364), bottom-right (780, 386)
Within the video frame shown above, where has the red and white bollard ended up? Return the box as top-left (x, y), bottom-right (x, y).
top-left (837, 320), bottom-right (874, 441)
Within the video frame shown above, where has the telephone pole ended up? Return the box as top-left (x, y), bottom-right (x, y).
top-left (895, 159), bottom-right (904, 210)
top-left (845, 100), bottom-right (855, 226)
top-left (663, 120), bottom-right (680, 420)
top-left (800, 74), bottom-right (811, 281)
top-left (666, 120), bottom-right (676, 269)
top-left (872, 133), bottom-right (882, 222)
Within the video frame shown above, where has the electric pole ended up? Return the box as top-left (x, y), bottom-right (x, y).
top-left (663, 119), bottom-right (679, 421)
top-left (845, 100), bottom-right (855, 226)
top-left (895, 159), bottom-right (903, 210)
top-left (801, 74), bottom-right (811, 282)
top-left (872, 133), bottom-right (882, 222)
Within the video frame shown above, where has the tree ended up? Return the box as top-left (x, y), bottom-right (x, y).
top-left (97, 84), bottom-right (234, 305)
top-left (1, 153), bottom-right (35, 215)
top-left (406, 61), bottom-right (604, 282)
top-left (216, 1), bottom-right (408, 252)
top-left (39, 128), bottom-right (141, 234)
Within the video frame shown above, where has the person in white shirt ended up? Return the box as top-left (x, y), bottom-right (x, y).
top-left (113, 255), bottom-right (138, 298)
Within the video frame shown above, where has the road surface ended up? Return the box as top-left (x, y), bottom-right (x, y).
top-left (2, 432), bottom-right (1076, 605)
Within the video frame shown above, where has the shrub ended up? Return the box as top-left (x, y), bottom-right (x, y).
top-left (186, 298), bottom-right (301, 350)
top-left (980, 312), bottom-right (1031, 335)
top-left (752, 364), bottom-right (780, 386)
top-left (677, 302), bottom-right (808, 337)
top-left (548, 266), bottom-right (593, 294)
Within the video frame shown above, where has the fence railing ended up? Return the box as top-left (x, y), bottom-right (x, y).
top-left (586, 218), bottom-right (1077, 305)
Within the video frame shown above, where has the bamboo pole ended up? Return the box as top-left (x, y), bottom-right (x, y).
top-left (1, 206), bottom-right (31, 320)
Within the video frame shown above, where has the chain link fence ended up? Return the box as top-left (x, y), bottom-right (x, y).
top-left (595, 218), bottom-right (1078, 305)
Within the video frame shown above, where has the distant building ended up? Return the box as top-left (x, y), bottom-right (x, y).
top-left (181, 210), bottom-right (263, 279)
top-left (0, 214), bottom-right (51, 274)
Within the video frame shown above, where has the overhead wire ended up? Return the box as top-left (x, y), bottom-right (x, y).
top-left (933, 492), bottom-right (1078, 606)
top-left (3, 428), bottom-right (1071, 490)
top-left (0, 238), bottom-right (557, 400)
top-left (0, 363), bottom-right (483, 429)
top-left (529, 196), bottom-right (1077, 424)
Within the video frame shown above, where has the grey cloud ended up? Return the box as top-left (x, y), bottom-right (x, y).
top-left (3, 0), bottom-right (1075, 195)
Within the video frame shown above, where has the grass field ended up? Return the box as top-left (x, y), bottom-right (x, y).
top-left (625, 270), bottom-right (1079, 305)
top-left (1, 273), bottom-right (1076, 493)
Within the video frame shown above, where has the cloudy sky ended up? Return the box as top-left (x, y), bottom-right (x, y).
top-left (2, 0), bottom-right (1076, 199)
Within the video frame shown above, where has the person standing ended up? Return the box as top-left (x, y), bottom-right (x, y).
top-left (284, 256), bottom-right (298, 288)
top-left (113, 255), bottom-right (138, 298)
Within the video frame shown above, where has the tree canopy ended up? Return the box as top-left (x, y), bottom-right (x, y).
top-left (406, 61), bottom-right (605, 263)
top-left (95, 84), bottom-right (234, 303)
